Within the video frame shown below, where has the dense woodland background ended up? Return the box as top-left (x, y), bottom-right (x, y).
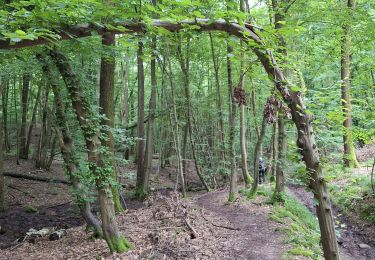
top-left (0, 0), bottom-right (374, 259)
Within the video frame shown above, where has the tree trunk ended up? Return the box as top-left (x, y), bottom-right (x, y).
top-left (99, 33), bottom-right (124, 212)
top-left (275, 112), bottom-right (286, 199)
top-left (251, 115), bottom-right (267, 194)
top-left (35, 86), bottom-right (51, 169)
top-left (239, 0), bottom-right (251, 188)
top-left (25, 84), bottom-right (42, 158)
top-left (37, 53), bottom-right (102, 235)
top-left (178, 36), bottom-right (210, 192)
top-left (267, 122), bottom-right (277, 179)
top-left (227, 44), bottom-right (237, 202)
top-left (0, 112), bottom-right (5, 212)
top-left (1, 79), bottom-right (10, 152)
top-left (135, 41), bottom-right (146, 198)
top-left (49, 49), bottom-right (131, 253)
top-left (166, 55), bottom-right (186, 197)
top-left (209, 34), bottom-right (225, 162)
top-left (142, 35), bottom-right (158, 195)
top-left (13, 77), bottom-right (20, 165)
top-left (120, 58), bottom-right (130, 159)
top-left (19, 74), bottom-right (31, 159)
top-left (341, 0), bottom-right (359, 168)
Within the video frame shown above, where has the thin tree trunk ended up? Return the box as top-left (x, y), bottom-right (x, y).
top-left (99, 33), bottom-right (124, 212)
top-left (49, 49), bottom-right (131, 253)
top-left (239, 0), bottom-right (251, 187)
top-left (166, 55), bottom-right (186, 197)
top-left (19, 74), bottom-right (31, 159)
top-left (271, 122), bottom-right (277, 178)
top-left (13, 78), bottom-right (20, 165)
top-left (122, 58), bottom-right (130, 160)
top-left (251, 115), bottom-right (267, 194)
top-left (0, 110), bottom-right (5, 211)
top-left (135, 41), bottom-right (146, 198)
top-left (209, 33), bottom-right (225, 162)
top-left (178, 36), bottom-right (210, 192)
top-left (35, 86), bottom-right (51, 169)
top-left (1, 80), bottom-right (10, 152)
top-left (227, 44), bottom-right (237, 201)
top-left (25, 84), bottom-right (42, 157)
top-left (275, 112), bottom-right (286, 199)
top-left (341, 0), bottom-right (358, 168)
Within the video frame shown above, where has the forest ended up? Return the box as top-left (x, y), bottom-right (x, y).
top-left (0, 0), bottom-right (374, 259)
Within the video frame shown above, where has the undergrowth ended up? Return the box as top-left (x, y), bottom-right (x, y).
top-left (325, 162), bottom-right (375, 223)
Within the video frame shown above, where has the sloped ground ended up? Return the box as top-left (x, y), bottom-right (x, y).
top-left (288, 184), bottom-right (375, 260)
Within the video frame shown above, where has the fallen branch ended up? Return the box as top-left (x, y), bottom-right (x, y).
top-left (4, 172), bottom-right (71, 185)
top-left (8, 185), bottom-right (36, 198)
top-left (46, 200), bottom-right (73, 209)
top-left (184, 217), bottom-right (198, 239)
top-left (201, 210), bottom-right (240, 231)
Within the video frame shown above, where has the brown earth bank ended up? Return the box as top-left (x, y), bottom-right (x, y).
top-left (288, 184), bottom-right (375, 260)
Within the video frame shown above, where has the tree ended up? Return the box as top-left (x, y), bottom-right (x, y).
top-left (341, 0), bottom-right (359, 168)
top-left (135, 40), bottom-right (146, 198)
top-left (49, 49), bottom-right (132, 253)
top-left (99, 33), bottom-right (124, 212)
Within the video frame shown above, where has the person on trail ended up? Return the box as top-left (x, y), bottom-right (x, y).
top-left (259, 157), bottom-right (266, 184)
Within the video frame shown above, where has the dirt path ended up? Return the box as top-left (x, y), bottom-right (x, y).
top-left (288, 185), bottom-right (375, 260)
top-left (194, 189), bottom-right (288, 260)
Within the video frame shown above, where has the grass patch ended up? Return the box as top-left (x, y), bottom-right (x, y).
top-left (24, 205), bottom-right (38, 213)
top-left (327, 162), bottom-right (375, 224)
top-left (272, 193), bottom-right (322, 259)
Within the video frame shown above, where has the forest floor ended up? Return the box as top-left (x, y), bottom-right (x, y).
top-left (0, 158), bottom-right (290, 260)
top-left (0, 152), bottom-right (374, 259)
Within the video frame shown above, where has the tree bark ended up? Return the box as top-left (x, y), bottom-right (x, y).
top-left (25, 84), bottom-right (42, 158)
top-left (239, 0), bottom-right (252, 188)
top-left (35, 85), bottom-right (51, 169)
top-left (99, 33), bottom-right (124, 212)
top-left (37, 53), bottom-right (102, 236)
top-left (19, 74), bottom-right (31, 159)
top-left (251, 115), bottom-right (267, 194)
top-left (275, 112), bottom-right (286, 196)
top-left (227, 44), bottom-right (237, 202)
top-left (209, 33), bottom-right (225, 163)
top-left (49, 49), bottom-right (131, 253)
top-left (0, 111), bottom-right (5, 211)
top-left (1, 79), bottom-right (10, 152)
top-left (341, 0), bottom-right (359, 168)
top-left (142, 35), bottom-right (158, 194)
top-left (165, 54), bottom-right (186, 197)
top-left (135, 40), bottom-right (146, 198)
